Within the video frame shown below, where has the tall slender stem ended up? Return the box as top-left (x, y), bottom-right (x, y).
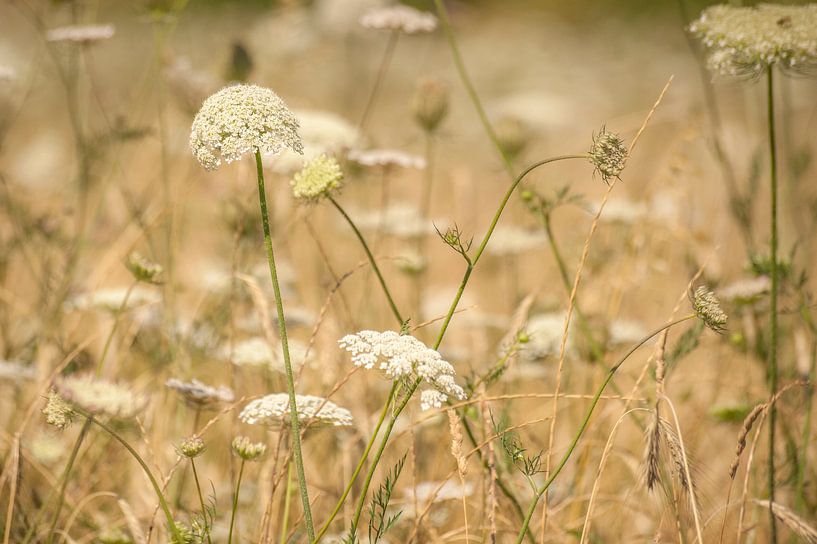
top-left (227, 459), bottom-right (246, 544)
top-left (359, 30), bottom-right (399, 130)
top-left (190, 459), bottom-right (213, 544)
top-left (42, 419), bottom-right (91, 544)
top-left (280, 461), bottom-right (293, 544)
top-left (766, 65), bottom-right (779, 544)
top-left (314, 384), bottom-right (396, 541)
top-left (328, 196), bottom-right (404, 325)
top-left (255, 150), bottom-right (315, 540)
top-left (514, 315), bottom-right (696, 543)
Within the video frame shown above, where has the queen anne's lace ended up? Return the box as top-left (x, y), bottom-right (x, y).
top-left (240, 393), bottom-right (353, 427)
top-left (338, 330), bottom-right (466, 411)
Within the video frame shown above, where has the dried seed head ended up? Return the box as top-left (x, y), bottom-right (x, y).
top-left (126, 252), bottom-right (163, 284)
top-left (360, 5), bottom-right (438, 34)
top-left (588, 128), bottom-right (627, 183)
top-left (43, 390), bottom-right (74, 429)
top-left (689, 4), bottom-right (817, 77)
top-left (231, 436), bottom-right (266, 461)
top-left (412, 78), bottom-right (449, 133)
top-left (177, 436), bottom-right (206, 459)
top-left (56, 375), bottom-right (148, 420)
top-left (239, 393), bottom-right (354, 428)
top-left (190, 84), bottom-right (303, 171)
top-left (165, 378), bottom-right (234, 409)
top-left (291, 154), bottom-right (344, 201)
top-left (691, 285), bottom-right (728, 333)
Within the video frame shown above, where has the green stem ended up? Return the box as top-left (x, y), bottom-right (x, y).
top-left (42, 419), bottom-right (91, 544)
top-left (434, 155), bottom-right (588, 347)
top-left (228, 459), bottom-right (245, 544)
top-left (359, 30), bottom-right (399, 130)
top-left (190, 459), bottom-right (213, 544)
top-left (432, 0), bottom-right (514, 175)
top-left (766, 64), bottom-right (779, 544)
top-left (95, 280), bottom-right (138, 376)
top-left (255, 150), bottom-right (315, 540)
top-left (85, 415), bottom-right (180, 541)
top-left (280, 461), bottom-right (293, 544)
top-left (514, 315), bottom-right (696, 543)
top-left (314, 384), bottom-right (396, 541)
top-left (328, 195), bottom-right (405, 325)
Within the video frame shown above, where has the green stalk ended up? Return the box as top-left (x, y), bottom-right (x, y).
top-left (95, 280), bottom-right (138, 376)
top-left (514, 315), bottom-right (696, 543)
top-left (359, 30), bottom-right (399, 130)
top-left (227, 459), bottom-right (246, 544)
top-left (255, 150), bottom-right (315, 540)
top-left (85, 415), bottom-right (181, 541)
top-left (190, 459), bottom-right (213, 544)
top-left (314, 384), bottom-right (396, 541)
top-left (42, 419), bottom-right (91, 544)
top-left (328, 196), bottom-right (404, 325)
top-left (766, 64), bottom-right (779, 544)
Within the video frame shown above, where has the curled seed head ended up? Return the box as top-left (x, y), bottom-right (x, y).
top-left (177, 436), bottom-right (206, 459)
top-left (43, 390), bottom-right (74, 430)
top-left (231, 436), bottom-right (266, 461)
top-left (589, 128), bottom-right (628, 184)
top-left (291, 154), bottom-right (344, 201)
top-left (691, 285), bottom-right (728, 333)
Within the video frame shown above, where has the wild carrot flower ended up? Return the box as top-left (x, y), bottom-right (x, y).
top-left (691, 286), bottom-right (728, 333)
top-left (165, 378), bottom-right (235, 409)
top-left (360, 5), bottom-right (438, 34)
top-left (223, 336), bottom-right (309, 372)
top-left (689, 4), bottom-right (817, 77)
top-left (588, 128), bottom-right (628, 183)
top-left (43, 390), bottom-right (74, 429)
top-left (56, 375), bottom-right (148, 419)
top-left (231, 436), bottom-right (266, 461)
top-left (0, 359), bottom-right (35, 383)
top-left (190, 84), bottom-right (303, 171)
top-left (240, 393), bottom-right (354, 427)
top-left (348, 148), bottom-right (426, 170)
top-left (177, 436), bottom-right (206, 459)
top-left (64, 286), bottom-right (161, 313)
top-left (719, 276), bottom-right (771, 304)
top-left (46, 24), bottom-right (115, 44)
top-left (291, 154), bottom-right (344, 201)
top-left (338, 330), bottom-right (466, 410)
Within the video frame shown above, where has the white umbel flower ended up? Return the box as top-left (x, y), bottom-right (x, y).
top-left (165, 378), bottom-right (235, 409)
top-left (360, 5), bottom-right (438, 34)
top-left (338, 330), bottom-right (466, 411)
top-left (190, 84), bottom-right (303, 171)
top-left (56, 375), bottom-right (148, 420)
top-left (349, 148), bottom-right (426, 170)
top-left (46, 24), bottom-right (115, 44)
top-left (689, 4), bottom-right (817, 77)
top-left (240, 393), bottom-right (354, 427)
top-left (64, 286), bottom-right (161, 313)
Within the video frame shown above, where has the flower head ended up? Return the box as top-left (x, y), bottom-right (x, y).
top-left (190, 84), bottom-right (303, 171)
top-left (689, 4), bottom-right (817, 77)
top-left (589, 128), bottom-right (627, 184)
top-left (240, 393), bottom-right (354, 427)
top-left (291, 154), bottom-right (344, 201)
top-left (43, 390), bottom-right (74, 429)
top-left (46, 24), bottom-right (115, 44)
top-left (127, 252), bottom-right (163, 284)
top-left (360, 5), bottom-right (438, 34)
top-left (412, 78), bottom-right (449, 133)
top-left (338, 331), bottom-right (466, 411)
top-left (165, 378), bottom-right (235, 409)
top-left (64, 286), bottom-right (161, 313)
top-left (177, 436), bottom-right (206, 458)
top-left (56, 375), bottom-right (148, 419)
top-left (231, 436), bottom-right (266, 461)
top-left (348, 148), bottom-right (426, 170)
top-left (691, 286), bottom-right (728, 333)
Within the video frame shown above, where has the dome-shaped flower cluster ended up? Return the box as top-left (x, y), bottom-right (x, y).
top-left (689, 4), bottom-right (817, 77)
top-left (240, 393), bottom-right (353, 427)
top-left (291, 154), bottom-right (344, 201)
top-left (338, 330), bottom-right (466, 411)
top-left (190, 84), bottom-right (303, 170)
top-left (56, 375), bottom-right (148, 419)
top-left (360, 5), bottom-right (438, 34)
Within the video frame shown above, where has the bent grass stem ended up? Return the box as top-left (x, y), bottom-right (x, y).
top-left (255, 149), bottom-right (315, 540)
top-left (514, 314), bottom-right (695, 543)
top-left (227, 459), bottom-right (245, 544)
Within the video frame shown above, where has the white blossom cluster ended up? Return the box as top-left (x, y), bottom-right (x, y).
top-left (338, 330), bottom-right (466, 411)
top-left (64, 286), bottom-right (161, 313)
top-left (46, 24), bottom-right (115, 44)
top-left (689, 4), bottom-right (817, 77)
top-left (56, 375), bottom-right (148, 420)
top-left (360, 5), bottom-right (438, 34)
top-left (240, 393), bottom-right (353, 427)
top-left (165, 378), bottom-right (235, 408)
top-left (348, 148), bottom-right (426, 170)
top-left (190, 84), bottom-right (303, 171)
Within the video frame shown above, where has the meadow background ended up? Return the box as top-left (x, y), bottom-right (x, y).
top-left (0, 0), bottom-right (816, 542)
